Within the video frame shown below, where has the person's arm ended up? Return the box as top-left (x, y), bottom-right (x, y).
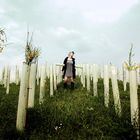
top-left (73, 58), bottom-right (76, 78)
top-left (73, 58), bottom-right (75, 68)
top-left (62, 57), bottom-right (67, 71)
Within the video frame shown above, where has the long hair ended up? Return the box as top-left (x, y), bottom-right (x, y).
top-left (68, 52), bottom-right (72, 58)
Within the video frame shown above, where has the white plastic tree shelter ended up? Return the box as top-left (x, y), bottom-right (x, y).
top-left (28, 63), bottom-right (37, 108)
top-left (86, 64), bottom-right (90, 92)
top-left (6, 66), bottom-right (10, 94)
top-left (39, 65), bottom-right (46, 104)
top-left (50, 65), bottom-right (54, 97)
top-left (53, 64), bottom-right (57, 90)
top-left (104, 65), bottom-right (109, 107)
top-left (129, 70), bottom-right (139, 138)
top-left (111, 66), bottom-right (122, 117)
top-left (15, 65), bottom-right (20, 85)
top-left (16, 63), bottom-right (30, 131)
top-left (93, 64), bottom-right (98, 96)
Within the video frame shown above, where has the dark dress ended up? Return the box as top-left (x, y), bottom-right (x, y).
top-left (62, 57), bottom-right (76, 79)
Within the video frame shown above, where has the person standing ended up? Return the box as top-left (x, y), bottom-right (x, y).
top-left (62, 51), bottom-right (76, 89)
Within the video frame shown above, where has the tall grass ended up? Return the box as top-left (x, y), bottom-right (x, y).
top-left (0, 78), bottom-right (138, 140)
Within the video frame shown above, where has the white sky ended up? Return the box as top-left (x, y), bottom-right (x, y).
top-left (0, 0), bottom-right (140, 69)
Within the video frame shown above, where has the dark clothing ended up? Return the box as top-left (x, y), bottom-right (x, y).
top-left (62, 57), bottom-right (76, 79)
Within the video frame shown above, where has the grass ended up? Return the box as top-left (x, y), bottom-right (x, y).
top-left (0, 78), bottom-right (139, 140)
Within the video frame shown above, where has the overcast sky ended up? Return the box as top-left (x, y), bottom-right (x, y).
top-left (0, 0), bottom-right (140, 68)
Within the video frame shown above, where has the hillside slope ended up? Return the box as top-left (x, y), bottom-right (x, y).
top-left (0, 78), bottom-right (139, 140)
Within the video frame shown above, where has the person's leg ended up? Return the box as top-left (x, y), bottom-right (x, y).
top-left (64, 76), bottom-right (68, 89)
top-left (71, 77), bottom-right (74, 90)
top-left (64, 76), bottom-right (68, 82)
top-left (71, 77), bottom-right (74, 82)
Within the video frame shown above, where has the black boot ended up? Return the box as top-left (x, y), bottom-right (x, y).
top-left (64, 82), bottom-right (67, 89)
top-left (71, 82), bottom-right (74, 90)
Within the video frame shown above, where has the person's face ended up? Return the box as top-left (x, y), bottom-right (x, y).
top-left (68, 52), bottom-right (72, 57)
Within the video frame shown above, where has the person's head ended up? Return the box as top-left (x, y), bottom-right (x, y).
top-left (67, 51), bottom-right (75, 58)
top-left (71, 51), bottom-right (75, 58)
top-left (68, 52), bottom-right (72, 58)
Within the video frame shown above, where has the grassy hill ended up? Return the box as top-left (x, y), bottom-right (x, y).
top-left (0, 78), bottom-right (139, 140)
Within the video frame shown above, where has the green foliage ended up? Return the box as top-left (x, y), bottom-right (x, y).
top-left (0, 78), bottom-right (138, 140)
top-left (124, 44), bottom-right (140, 71)
top-left (0, 28), bottom-right (7, 42)
top-left (25, 32), bottom-right (40, 65)
top-left (0, 28), bottom-right (7, 53)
